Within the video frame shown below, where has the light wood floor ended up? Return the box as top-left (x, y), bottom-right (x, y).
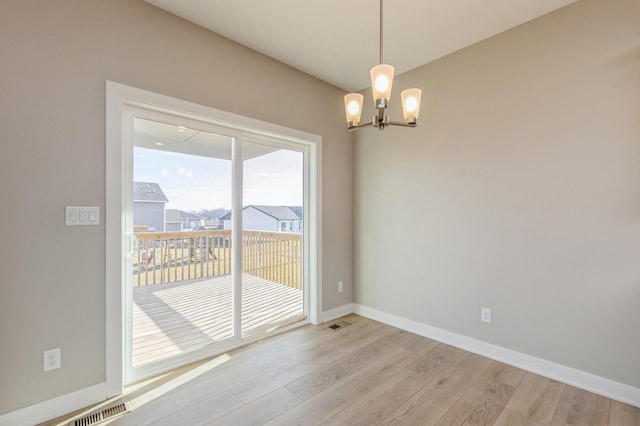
top-left (43, 315), bottom-right (640, 426)
top-left (133, 275), bottom-right (303, 366)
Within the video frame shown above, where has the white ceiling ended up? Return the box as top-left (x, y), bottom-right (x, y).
top-left (145, 0), bottom-right (578, 92)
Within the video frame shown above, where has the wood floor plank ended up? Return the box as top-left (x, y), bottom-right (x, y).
top-left (236, 317), bottom-right (375, 372)
top-left (435, 361), bottom-right (526, 425)
top-left (406, 342), bottom-right (466, 377)
top-left (121, 389), bottom-right (243, 426)
top-left (283, 328), bottom-right (408, 400)
top-left (111, 361), bottom-right (264, 425)
top-left (228, 319), bottom-right (391, 405)
top-left (550, 386), bottom-right (611, 426)
top-left (213, 387), bottom-right (301, 426)
top-left (494, 409), bottom-right (546, 426)
top-left (231, 334), bottom-right (381, 405)
top-left (322, 343), bottom-right (464, 425)
top-left (382, 352), bottom-right (493, 425)
top-left (609, 400), bottom-right (640, 426)
top-left (503, 372), bottom-right (565, 425)
top-left (266, 346), bottom-right (419, 425)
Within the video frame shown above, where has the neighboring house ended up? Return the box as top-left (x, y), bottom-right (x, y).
top-left (222, 205), bottom-right (302, 233)
top-left (288, 206), bottom-right (303, 231)
top-left (133, 182), bottom-right (168, 232)
top-left (165, 209), bottom-right (206, 231)
top-left (204, 219), bottom-right (221, 229)
top-left (164, 209), bottom-right (183, 232)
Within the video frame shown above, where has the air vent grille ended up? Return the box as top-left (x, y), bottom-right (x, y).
top-left (69, 402), bottom-right (130, 426)
top-left (328, 320), bottom-right (351, 330)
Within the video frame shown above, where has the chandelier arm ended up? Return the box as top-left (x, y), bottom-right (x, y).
top-left (347, 121), bottom-right (375, 131)
top-left (388, 120), bottom-right (417, 128)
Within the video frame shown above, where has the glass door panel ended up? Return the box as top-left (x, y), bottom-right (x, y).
top-left (127, 116), bottom-right (234, 376)
top-left (240, 141), bottom-right (305, 336)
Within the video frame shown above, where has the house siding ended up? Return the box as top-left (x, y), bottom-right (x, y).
top-left (134, 202), bottom-right (165, 232)
top-left (243, 207), bottom-right (278, 231)
top-left (166, 222), bottom-right (182, 232)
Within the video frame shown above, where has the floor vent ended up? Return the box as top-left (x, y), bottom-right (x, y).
top-left (329, 321), bottom-right (351, 330)
top-left (69, 402), bottom-right (130, 426)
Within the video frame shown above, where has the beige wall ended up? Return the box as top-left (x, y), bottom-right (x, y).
top-left (0, 1), bottom-right (353, 414)
top-left (355, 0), bottom-right (640, 389)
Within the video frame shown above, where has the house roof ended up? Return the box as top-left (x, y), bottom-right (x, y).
top-left (288, 206), bottom-right (303, 219)
top-left (133, 182), bottom-right (168, 203)
top-left (179, 210), bottom-right (206, 220)
top-left (166, 209), bottom-right (205, 223)
top-left (249, 205), bottom-right (300, 221)
top-left (220, 205), bottom-right (301, 221)
top-left (165, 209), bottom-right (182, 223)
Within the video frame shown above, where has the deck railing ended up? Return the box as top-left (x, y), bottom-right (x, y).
top-left (133, 229), bottom-right (302, 290)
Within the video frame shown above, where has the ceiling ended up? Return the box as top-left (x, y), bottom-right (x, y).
top-left (145, 0), bottom-right (578, 92)
top-left (134, 117), bottom-right (279, 161)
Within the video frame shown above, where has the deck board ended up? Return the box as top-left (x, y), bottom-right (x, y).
top-left (132, 274), bottom-right (303, 367)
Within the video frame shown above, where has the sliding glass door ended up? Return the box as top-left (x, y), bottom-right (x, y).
top-left (120, 107), bottom-right (311, 384)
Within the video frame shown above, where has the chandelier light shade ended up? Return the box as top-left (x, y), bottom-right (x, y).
top-left (370, 64), bottom-right (394, 108)
top-left (344, 0), bottom-right (422, 131)
top-left (344, 93), bottom-right (364, 127)
top-left (401, 88), bottom-right (422, 124)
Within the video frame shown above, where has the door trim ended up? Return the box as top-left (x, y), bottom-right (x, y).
top-left (106, 81), bottom-right (322, 396)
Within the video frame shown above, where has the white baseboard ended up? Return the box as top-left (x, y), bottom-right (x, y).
top-left (320, 303), bottom-right (354, 323)
top-left (353, 304), bottom-right (640, 409)
top-left (0, 382), bottom-right (106, 426)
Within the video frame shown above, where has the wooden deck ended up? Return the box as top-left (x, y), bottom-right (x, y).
top-left (132, 274), bottom-right (303, 367)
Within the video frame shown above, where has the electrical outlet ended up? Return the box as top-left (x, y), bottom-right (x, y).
top-left (44, 348), bottom-right (61, 372)
top-left (481, 307), bottom-right (492, 324)
top-left (337, 281), bottom-right (344, 293)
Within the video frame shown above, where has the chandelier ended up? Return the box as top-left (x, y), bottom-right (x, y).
top-left (344, 0), bottom-right (422, 131)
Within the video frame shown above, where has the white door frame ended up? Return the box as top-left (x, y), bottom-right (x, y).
top-left (105, 81), bottom-right (322, 396)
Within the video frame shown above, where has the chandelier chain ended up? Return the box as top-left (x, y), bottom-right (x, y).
top-left (379, 0), bottom-right (384, 65)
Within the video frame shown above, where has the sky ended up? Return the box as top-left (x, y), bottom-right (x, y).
top-left (134, 147), bottom-right (303, 211)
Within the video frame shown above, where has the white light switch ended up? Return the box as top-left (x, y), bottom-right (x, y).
top-left (66, 207), bottom-right (100, 226)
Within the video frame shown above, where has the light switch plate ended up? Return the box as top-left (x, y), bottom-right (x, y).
top-left (66, 207), bottom-right (100, 225)
top-left (481, 307), bottom-right (492, 323)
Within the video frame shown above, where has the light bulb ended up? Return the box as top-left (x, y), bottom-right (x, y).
top-left (404, 96), bottom-right (418, 113)
top-left (370, 64), bottom-right (394, 105)
top-left (374, 75), bottom-right (389, 93)
top-left (347, 100), bottom-right (360, 116)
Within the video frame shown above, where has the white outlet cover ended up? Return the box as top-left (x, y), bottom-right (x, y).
top-left (44, 348), bottom-right (61, 372)
top-left (481, 307), bottom-right (492, 324)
